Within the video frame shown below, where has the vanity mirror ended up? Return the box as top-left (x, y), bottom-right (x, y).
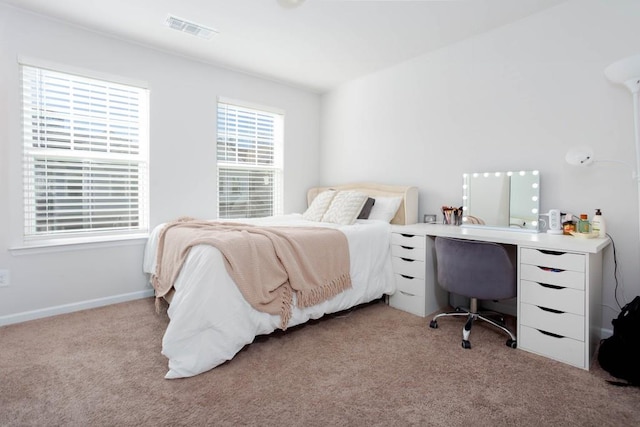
top-left (462, 170), bottom-right (540, 233)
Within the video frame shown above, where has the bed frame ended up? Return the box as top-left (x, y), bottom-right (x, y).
top-left (307, 182), bottom-right (419, 225)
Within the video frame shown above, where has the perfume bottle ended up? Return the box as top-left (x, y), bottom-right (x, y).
top-left (577, 214), bottom-right (590, 233)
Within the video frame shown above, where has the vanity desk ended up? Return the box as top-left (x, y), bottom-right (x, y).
top-left (389, 223), bottom-right (611, 370)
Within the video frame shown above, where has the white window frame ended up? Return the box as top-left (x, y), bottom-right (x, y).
top-left (216, 97), bottom-right (284, 219)
top-left (20, 58), bottom-right (150, 244)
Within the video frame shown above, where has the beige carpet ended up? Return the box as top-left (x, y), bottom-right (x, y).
top-left (1, 298), bottom-right (638, 426)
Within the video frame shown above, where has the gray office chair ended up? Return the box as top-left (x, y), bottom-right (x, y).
top-left (429, 236), bottom-right (517, 349)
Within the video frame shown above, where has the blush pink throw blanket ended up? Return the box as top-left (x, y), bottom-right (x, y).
top-left (151, 218), bottom-right (352, 329)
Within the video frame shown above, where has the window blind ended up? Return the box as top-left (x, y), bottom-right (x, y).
top-left (217, 100), bottom-right (283, 218)
top-left (21, 65), bottom-right (149, 239)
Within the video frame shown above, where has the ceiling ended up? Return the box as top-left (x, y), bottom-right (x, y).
top-left (2, 0), bottom-right (567, 93)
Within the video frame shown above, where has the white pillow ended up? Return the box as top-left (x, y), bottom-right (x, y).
top-left (368, 197), bottom-right (402, 222)
top-left (321, 191), bottom-right (368, 225)
top-left (302, 190), bottom-right (337, 221)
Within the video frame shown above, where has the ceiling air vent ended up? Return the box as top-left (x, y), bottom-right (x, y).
top-left (165, 15), bottom-right (218, 40)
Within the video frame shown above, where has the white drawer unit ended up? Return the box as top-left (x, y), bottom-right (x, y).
top-left (389, 231), bottom-right (427, 317)
top-left (517, 247), bottom-right (601, 370)
top-left (388, 229), bottom-right (449, 318)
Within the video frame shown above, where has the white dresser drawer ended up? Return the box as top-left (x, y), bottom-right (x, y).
top-left (389, 289), bottom-right (426, 317)
top-left (520, 264), bottom-right (585, 290)
top-left (391, 257), bottom-right (425, 279)
top-left (520, 302), bottom-right (584, 341)
top-left (394, 274), bottom-right (425, 296)
top-left (391, 244), bottom-right (425, 261)
top-left (519, 325), bottom-right (585, 368)
top-left (520, 279), bottom-right (584, 316)
top-left (391, 232), bottom-right (425, 249)
top-left (521, 248), bottom-right (585, 272)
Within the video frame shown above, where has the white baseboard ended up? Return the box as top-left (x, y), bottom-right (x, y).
top-left (0, 289), bottom-right (155, 327)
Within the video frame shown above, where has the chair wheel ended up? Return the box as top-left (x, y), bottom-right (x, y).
top-left (429, 320), bottom-right (438, 329)
top-left (506, 339), bottom-right (517, 349)
top-left (462, 340), bottom-right (471, 349)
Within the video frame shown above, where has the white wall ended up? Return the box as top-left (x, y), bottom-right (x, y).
top-left (0, 5), bottom-right (320, 323)
top-left (320, 0), bottom-right (640, 331)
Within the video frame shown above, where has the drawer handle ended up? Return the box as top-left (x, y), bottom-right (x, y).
top-left (537, 282), bottom-right (565, 290)
top-left (399, 290), bottom-right (416, 297)
top-left (400, 257), bottom-right (415, 262)
top-left (537, 306), bottom-right (564, 314)
top-left (538, 249), bottom-right (565, 256)
top-left (400, 233), bottom-right (415, 238)
top-left (537, 329), bottom-right (564, 339)
top-left (400, 245), bottom-right (414, 250)
top-left (538, 266), bottom-right (564, 273)
top-left (400, 274), bottom-right (415, 280)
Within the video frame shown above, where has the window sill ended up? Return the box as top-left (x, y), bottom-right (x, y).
top-left (9, 233), bottom-right (149, 256)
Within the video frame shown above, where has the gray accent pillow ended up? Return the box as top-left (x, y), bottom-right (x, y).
top-left (357, 197), bottom-right (376, 219)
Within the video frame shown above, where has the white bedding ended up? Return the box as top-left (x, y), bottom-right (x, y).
top-left (143, 214), bottom-right (396, 379)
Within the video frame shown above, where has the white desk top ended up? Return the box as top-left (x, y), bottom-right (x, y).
top-left (392, 223), bottom-right (610, 254)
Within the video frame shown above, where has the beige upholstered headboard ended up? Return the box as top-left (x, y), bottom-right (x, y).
top-left (307, 183), bottom-right (419, 225)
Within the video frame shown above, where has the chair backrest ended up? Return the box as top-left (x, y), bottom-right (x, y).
top-left (434, 237), bottom-right (516, 300)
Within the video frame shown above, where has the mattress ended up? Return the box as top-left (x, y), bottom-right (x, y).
top-left (143, 214), bottom-right (396, 378)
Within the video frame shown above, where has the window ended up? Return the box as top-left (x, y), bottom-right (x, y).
top-left (21, 62), bottom-right (149, 241)
top-left (216, 99), bottom-right (283, 218)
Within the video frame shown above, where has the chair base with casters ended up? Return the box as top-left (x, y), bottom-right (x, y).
top-left (430, 236), bottom-right (518, 350)
top-left (429, 298), bottom-right (517, 349)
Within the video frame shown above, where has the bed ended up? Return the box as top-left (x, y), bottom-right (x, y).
top-left (143, 183), bottom-right (419, 378)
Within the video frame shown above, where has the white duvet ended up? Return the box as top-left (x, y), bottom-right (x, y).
top-left (143, 214), bottom-right (396, 379)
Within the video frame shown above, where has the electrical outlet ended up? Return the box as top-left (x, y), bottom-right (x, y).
top-left (0, 269), bottom-right (9, 287)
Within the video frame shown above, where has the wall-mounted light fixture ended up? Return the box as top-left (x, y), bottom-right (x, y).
top-left (565, 146), bottom-right (637, 179)
top-left (566, 54), bottom-right (640, 182)
top-left (565, 146), bottom-right (595, 167)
